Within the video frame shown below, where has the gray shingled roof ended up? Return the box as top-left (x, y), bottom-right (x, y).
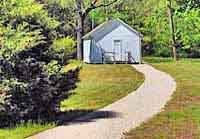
top-left (83, 19), bottom-right (143, 41)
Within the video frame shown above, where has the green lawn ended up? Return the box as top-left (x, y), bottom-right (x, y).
top-left (61, 64), bottom-right (144, 110)
top-left (125, 57), bottom-right (200, 139)
top-left (0, 64), bottom-right (144, 139)
top-left (0, 123), bottom-right (54, 139)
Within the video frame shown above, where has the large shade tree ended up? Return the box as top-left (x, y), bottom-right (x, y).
top-left (66, 0), bottom-right (118, 60)
top-left (167, 0), bottom-right (177, 61)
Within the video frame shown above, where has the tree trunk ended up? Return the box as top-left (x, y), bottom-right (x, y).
top-left (77, 15), bottom-right (84, 60)
top-left (172, 46), bottom-right (177, 61)
top-left (167, 0), bottom-right (177, 61)
top-left (76, 0), bottom-right (84, 60)
top-left (75, 0), bottom-right (117, 60)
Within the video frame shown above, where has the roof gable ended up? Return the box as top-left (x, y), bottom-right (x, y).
top-left (83, 19), bottom-right (143, 41)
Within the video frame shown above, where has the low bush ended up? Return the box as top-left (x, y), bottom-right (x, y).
top-left (188, 47), bottom-right (200, 58)
top-left (52, 37), bottom-right (76, 54)
top-left (51, 37), bottom-right (76, 64)
top-left (144, 44), bottom-right (200, 58)
top-left (152, 45), bottom-right (171, 57)
top-left (0, 0), bottom-right (79, 129)
top-left (0, 55), bottom-right (79, 127)
top-left (44, 60), bottom-right (62, 75)
top-left (62, 60), bottom-right (82, 73)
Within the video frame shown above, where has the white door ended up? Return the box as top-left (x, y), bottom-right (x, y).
top-left (114, 40), bottom-right (122, 61)
top-left (83, 40), bottom-right (91, 63)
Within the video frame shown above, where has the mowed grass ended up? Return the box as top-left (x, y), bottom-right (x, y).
top-left (125, 57), bottom-right (200, 139)
top-left (0, 123), bottom-right (54, 139)
top-left (61, 64), bottom-right (144, 110)
top-left (0, 64), bottom-right (144, 139)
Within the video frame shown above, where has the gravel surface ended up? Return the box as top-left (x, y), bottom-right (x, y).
top-left (29, 64), bottom-right (176, 139)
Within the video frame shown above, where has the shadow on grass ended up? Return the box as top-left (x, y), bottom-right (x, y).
top-left (0, 109), bottom-right (121, 139)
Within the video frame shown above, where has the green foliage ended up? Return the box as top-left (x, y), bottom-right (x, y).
top-left (0, 0), bottom-right (60, 60)
top-left (176, 0), bottom-right (200, 9)
top-left (51, 37), bottom-right (76, 55)
top-left (41, 0), bottom-right (76, 37)
top-left (0, 0), bottom-right (79, 129)
top-left (0, 23), bottom-right (44, 60)
top-left (0, 56), bottom-right (79, 127)
top-left (144, 7), bottom-right (171, 48)
top-left (176, 8), bottom-right (200, 48)
top-left (153, 45), bottom-right (171, 57)
top-left (62, 60), bottom-right (83, 72)
top-left (44, 60), bottom-right (62, 75)
top-left (89, 10), bottom-right (106, 24)
top-left (45, 0), bottom-right (74, 9)
top-left (0, 0), bottom-right (60, 30)
top-left (88, 0), bottom-right (200, 58)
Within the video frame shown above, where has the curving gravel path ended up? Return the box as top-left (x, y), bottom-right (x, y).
top-left (29, 64), bottom-right (176, 139)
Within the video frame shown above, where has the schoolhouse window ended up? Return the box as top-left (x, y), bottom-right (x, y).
top-left (114, 40), bottom-right (122, 47)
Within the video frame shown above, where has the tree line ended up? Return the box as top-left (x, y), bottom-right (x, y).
top-left (36, 0), bottom-right (200, 59)
top-left (88, 0), bottom-right (200, 59)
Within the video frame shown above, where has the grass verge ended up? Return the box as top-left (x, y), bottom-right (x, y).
top-left (0, 123), bottom-right (54, 139)
top-left (124, 57), bottom-right (200, 139)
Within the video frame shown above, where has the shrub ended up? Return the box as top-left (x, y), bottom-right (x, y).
top-left (51, 37), bottom-right (76, 55)
top-left (0, 0), bottom-right (79, 128)
top-left (177, 48), bottom-right (188, 58)
top-left (44, 60), bottom-right (62, 76)
top-left (14, 58), bottom-right (45, 82)
top-left (153, 45), bottom-right (171, 57)
top-left (62, 60), bottom-right (82, 73)
top-left (188, 47), bottom-right (200, 58)
top-left (50, 37), bottom-right (76, 64)
top-left (0, 56), bottom-right (79, 127)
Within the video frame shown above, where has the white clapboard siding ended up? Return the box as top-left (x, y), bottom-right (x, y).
top-left (83, 19), bottom-right (142, 64)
